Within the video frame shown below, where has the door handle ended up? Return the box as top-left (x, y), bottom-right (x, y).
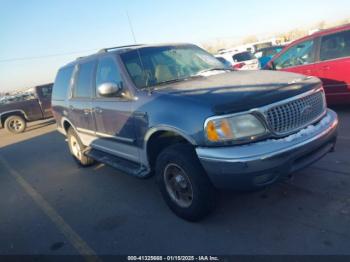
top-left (322, 66), bottom-right (330, 70)
top-left (83, 109), bottom-right (91, 115)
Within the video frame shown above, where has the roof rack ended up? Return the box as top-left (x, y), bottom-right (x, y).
top-left (97, 44), bottom-right (143, 53)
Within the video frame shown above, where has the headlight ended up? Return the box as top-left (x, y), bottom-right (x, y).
top-left (205, 114), bottom-right (267, 142)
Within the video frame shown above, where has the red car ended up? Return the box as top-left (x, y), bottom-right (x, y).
top-left (266, 24), bottom-right (350, 105)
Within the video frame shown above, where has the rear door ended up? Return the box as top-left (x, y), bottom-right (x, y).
top-left (68, 60), bottom-right (96, 143)
top-left (272, 39), bottom-right (317, 76)
top-left (314, 29), bottom-right (350, 104)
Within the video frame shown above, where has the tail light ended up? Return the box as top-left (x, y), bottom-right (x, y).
top-left (233, 62), bottom-right (246, 70)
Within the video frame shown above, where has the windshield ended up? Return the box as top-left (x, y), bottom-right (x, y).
top-left (232, 52), bottom-right (255, 62)
top-left (120, 45), bottom-right (225, 89)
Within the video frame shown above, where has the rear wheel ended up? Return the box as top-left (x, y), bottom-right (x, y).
top-left (67, 127), bottom-right (95, 166)
top-left (4, 115), bottom-right (26, 134)
top-left (156, 144), bottom-right (216, 221)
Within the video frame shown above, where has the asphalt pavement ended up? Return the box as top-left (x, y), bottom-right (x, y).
top-left (0, 107), bottom-right (350, 257)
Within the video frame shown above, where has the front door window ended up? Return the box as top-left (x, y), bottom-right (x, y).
top-left (96, 56), bottom-right (123, 97)
top-left (273, 40), bottom-right (315, 69)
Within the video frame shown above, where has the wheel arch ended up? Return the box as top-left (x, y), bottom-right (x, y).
top-left (0, 110), bottom-right (28, 127)
top-left (143, 126), bottom-right (197, 171)
top-left (60, 117), bottom-right (78, 136)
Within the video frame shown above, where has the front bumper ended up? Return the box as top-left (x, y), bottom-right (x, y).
top-left (196, 109), bottom-right (338, 190)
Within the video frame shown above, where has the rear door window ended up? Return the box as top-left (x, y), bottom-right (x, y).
top-left (52, 66), bottom-right (74, 100)
top-left (73, 60), bottom-right (96, 98)
top-left (320, 30), bottom-right (350, 61)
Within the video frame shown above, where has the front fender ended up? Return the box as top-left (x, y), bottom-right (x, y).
top-left (144, 125), bottom-right (197, 147)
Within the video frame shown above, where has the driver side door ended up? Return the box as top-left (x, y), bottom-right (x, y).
top-left (91, 55), bottom-right (139, 163)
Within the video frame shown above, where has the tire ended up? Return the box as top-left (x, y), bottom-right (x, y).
top-left (156, 144), bottom-right (216, 221)
top-left (67, 127), bottom-right (95, 167)
top-left (4, 115), bottom-right (27, 134)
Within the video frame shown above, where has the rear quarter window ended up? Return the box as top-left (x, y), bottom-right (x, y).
top-left (52, 66), bottom-right (74, 100)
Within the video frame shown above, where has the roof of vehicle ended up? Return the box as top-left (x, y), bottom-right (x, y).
top-left (63, 43), bottom-right (196, 68)
top-left (286, 23), bottom-right (350, 47)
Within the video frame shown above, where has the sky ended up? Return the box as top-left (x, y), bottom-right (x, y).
top-left (1, 0), bottom-right (350, 92)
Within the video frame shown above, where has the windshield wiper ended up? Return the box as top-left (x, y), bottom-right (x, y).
top-left (153, 77), bottom-right (190, 87)
top-left (147, 68), bottom-right (232, 89)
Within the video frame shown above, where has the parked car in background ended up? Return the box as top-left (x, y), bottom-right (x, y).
top-left (52, 43), bottom-right (338, 221)
top-left (216, 50), bottom-right (260, 70)
top-left (255, 45), bottom-right (285, 68)
top-left (266, 23), bottom-right (350, 105)
top-left (0, 84), bottom-right (53, 134)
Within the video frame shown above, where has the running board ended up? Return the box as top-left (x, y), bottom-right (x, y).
top-left (85, 148), bottom-right (149, 178)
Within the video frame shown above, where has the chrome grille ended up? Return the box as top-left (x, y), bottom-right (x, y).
top-left (265, 91), bottom-right (326, 135)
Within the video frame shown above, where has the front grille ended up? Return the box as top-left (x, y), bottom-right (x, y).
top-left (265, 91), bottom-right (326, 135)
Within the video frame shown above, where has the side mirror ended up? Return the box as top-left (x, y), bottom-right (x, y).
top-left (97, 82), bottom-right (122, 97)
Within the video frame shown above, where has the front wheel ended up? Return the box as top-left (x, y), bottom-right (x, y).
top-left (4, 115), bottom-right (27, 134)
top-left (156, 144), bottom-right (216, 221)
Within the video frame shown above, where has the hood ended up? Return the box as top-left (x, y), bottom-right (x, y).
top-left (153, 70), bottom-right (321, 114)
